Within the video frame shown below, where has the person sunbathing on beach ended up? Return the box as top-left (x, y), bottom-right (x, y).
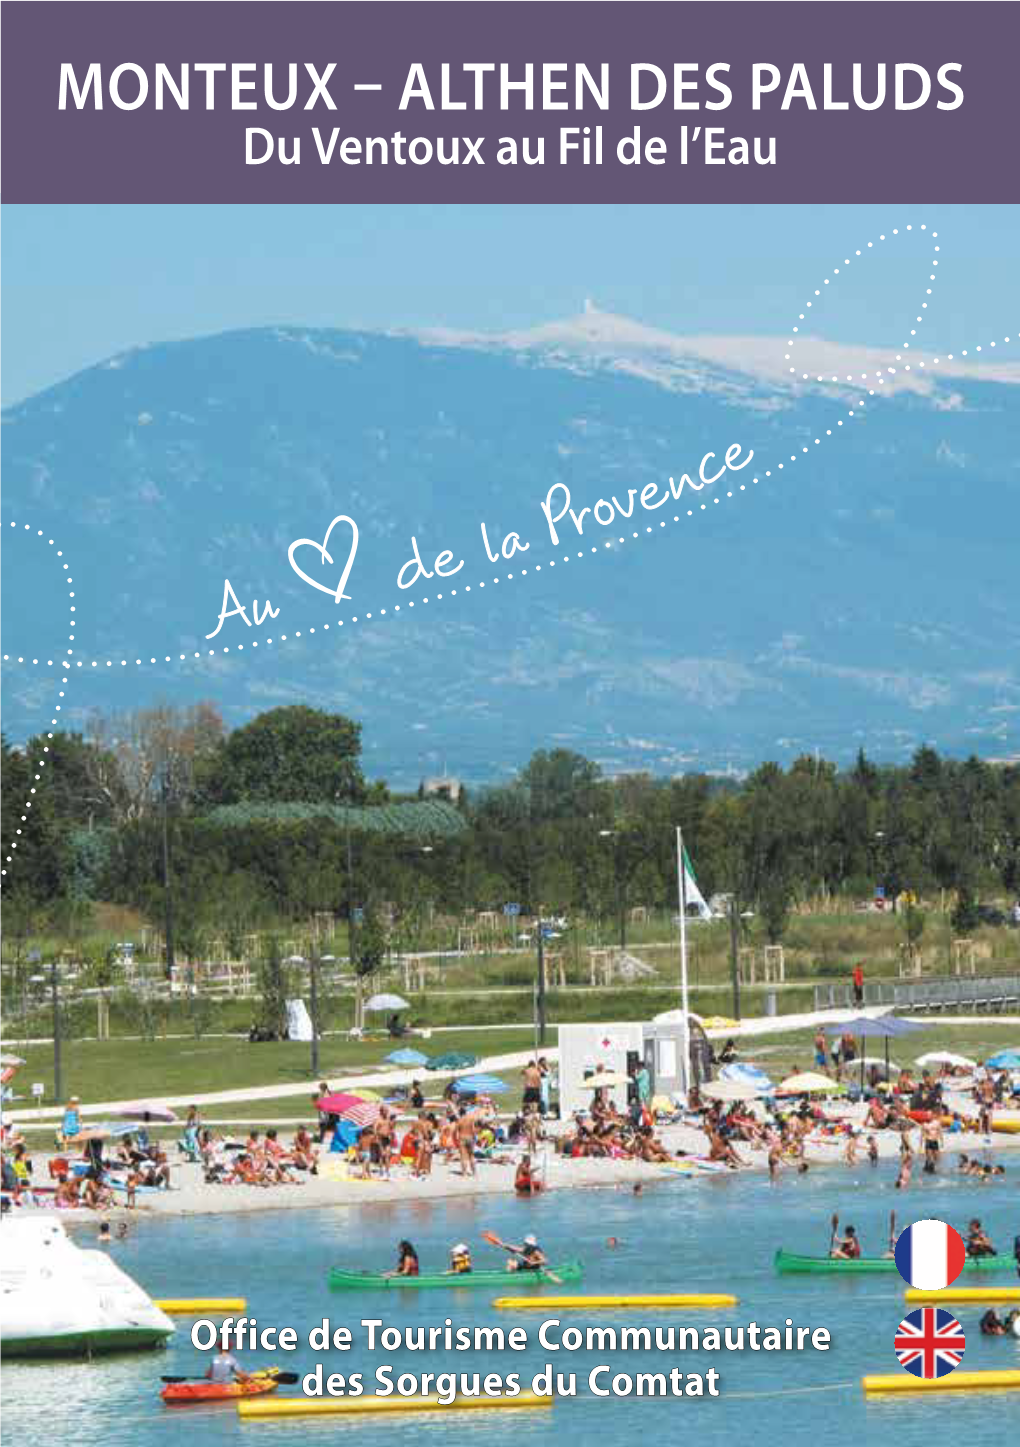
top-left (264, 1130), bottom-right (302, 1184)
top-left (291, 1126), bottom-right (319, 1173)
top-left (515, 1154), bottom-right (544, 1195)
top-left (865, 1097), bottom-right (889, 1129)
top-left (82, 1173), bottom-right (114, 1211)
top-left (54, 1173), bottom-right (81, 1208)
top-left (634, 1126), bottom-right (671, 1163)
top-left (228, 1150), bottom-right (269, 1187)
top-left (707, 1124), bottom-right (745, 1169)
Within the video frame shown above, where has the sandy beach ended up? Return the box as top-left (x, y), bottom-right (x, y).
top-left (25, 1109), bottom-right (1020, 1221)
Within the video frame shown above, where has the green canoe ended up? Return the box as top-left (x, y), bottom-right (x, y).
top-left (775, 1249), bottom-right (1017, 1276)
top-left (329, 1260), bottom-right (583, 1291)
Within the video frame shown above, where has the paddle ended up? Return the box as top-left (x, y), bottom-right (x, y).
top-left (828, 1211), bottom-right (839, 1259)
top-left (480, 1230), bottom-right (562, 1284)
top-left (160, 1371), bottom-right (299, 1385)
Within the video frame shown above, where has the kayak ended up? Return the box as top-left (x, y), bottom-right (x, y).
top-left (329, 1260), bottom-right (583, 1291)
top-left (775, 1249), bottom-right (1017, 1275)
top-left (161, 1370), bottom-right (282, 1406)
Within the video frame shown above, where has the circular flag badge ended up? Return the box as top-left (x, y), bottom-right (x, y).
top-left (894, 1218), bottom-right (966, 1289)
top-left (894, 1306), bottom-right (966, 1379)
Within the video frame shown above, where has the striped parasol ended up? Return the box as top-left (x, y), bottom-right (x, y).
top-left (338, 1100), bottom-right (381, 1129)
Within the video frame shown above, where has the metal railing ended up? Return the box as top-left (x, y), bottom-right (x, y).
top-left (814, 975), bottom-right (1020, 1013)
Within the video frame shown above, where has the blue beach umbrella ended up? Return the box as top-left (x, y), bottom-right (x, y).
top-left (386, 1048), bottom-right (429, 1067)
top-left (720, 1063), bottom-right (774, 1094)
top-left (986, 1050), bottom-right (1020, 1070)
top-left (452, 1075), bottom-right (509, 1095)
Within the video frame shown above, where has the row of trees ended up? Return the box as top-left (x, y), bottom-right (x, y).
top-left (3, 705), bottom-right (1020, 948)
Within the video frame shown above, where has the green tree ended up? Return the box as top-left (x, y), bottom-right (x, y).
top-left (254, 937), bottom-right (291, 1037)
top-left (203, 706), bottom-right (367, 805)
top-left (759, 879), bottom-right (792, 945)
top-left (352, 904), bottom-right (387, 1028)
top-left (951, 885), bottom-right (981, 936)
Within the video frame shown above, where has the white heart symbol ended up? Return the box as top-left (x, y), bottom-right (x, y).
top-left (288, 515), bottom-right (359, 602)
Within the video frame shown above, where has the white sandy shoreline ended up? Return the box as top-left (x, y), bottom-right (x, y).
top-left (31, 1119), bottom-right (1020, 1223)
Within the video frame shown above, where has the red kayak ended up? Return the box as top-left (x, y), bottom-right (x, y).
top-left (161, 1370), bottom-right (283, 1406)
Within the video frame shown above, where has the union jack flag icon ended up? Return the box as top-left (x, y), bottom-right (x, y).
top-left (893, 1306), bottom-right (966, 1379)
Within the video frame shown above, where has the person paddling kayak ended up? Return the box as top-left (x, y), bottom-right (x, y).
top-left (831, 1225), bottom-right (861, 1260)
top-left (383, 1240), bottom-right (419, 1278)
top-left (206, 1350), bottom-right (250, 1385)
top-left (503, 1233), bottom-right (548, 1273)
top-left (966, 1218), bottom-right (996, 1257)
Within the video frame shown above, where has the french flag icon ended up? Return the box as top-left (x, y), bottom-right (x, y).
top-left (895, 1219), bottom-right (967, 1289)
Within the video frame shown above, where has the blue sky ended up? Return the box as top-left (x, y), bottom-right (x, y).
top-left (2, 202), bottom-right (1017, 403)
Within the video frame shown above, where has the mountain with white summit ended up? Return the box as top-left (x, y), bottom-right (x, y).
top-left (2, 312), bottom-right (1018, 782)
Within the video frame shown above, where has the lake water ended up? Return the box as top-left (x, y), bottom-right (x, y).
top-left (3, 1164), bottom-right (1018, 1447)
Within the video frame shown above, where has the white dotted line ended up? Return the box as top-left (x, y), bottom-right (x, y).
top-left (1, 524), bottom-right (74, 882)
top-left (1, 225), bottom-right (1014, 686)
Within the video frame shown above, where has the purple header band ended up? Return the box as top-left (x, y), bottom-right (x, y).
top-left (3, 1), bottom-right (1019, 202)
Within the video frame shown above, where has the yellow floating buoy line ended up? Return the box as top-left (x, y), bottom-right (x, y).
top-left (237, 1392), bottom-right (553, 1420)
top-left (905, 1288), bottom-right (1020, 1305)
top-left (862, 1370), bottom-right (1020, 1395)
top-left (154, 1298), bottom-right (248, 1314)
top-left (493, 1294), bottom-right (738, 1310)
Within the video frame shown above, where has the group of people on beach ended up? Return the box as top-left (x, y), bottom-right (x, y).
top-left (1, 1111), bottom-right (173, 1211)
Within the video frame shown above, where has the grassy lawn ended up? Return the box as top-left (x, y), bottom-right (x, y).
top-left (9, 1026), bottom-right (541, 1109)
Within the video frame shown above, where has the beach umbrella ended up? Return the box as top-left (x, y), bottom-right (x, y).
top-left (776, 1072), bottom-right (846, 1096)
top-left (452, 1074), bottom-right (509, 1095)
top-left (364, 993), bottom-right (410, 1013)
top-left (386, 1048), bottom-right (428, 1067)
top-left (826, 1015), bottom-right (924, 1087)
top-left (916, 1051), bottom-right (977, 1070)
top-left (579, 1071), bottom-right (631, 1089)
top-left (702, 1079), bottom-right (764, 1103)
top-left (425, 1052), bottom-right (478, 1071)
top-left (339, 1100), bottom-right (381, 1129)
top-left (316, 1091), bottom-right (375, 1114)
top-left (116, 1103), bottom-right (178, 1123)
top-left (720, 1063), bottom-right (774, 1092)
top-left (986, 1050), bottom-right (1020, 1070)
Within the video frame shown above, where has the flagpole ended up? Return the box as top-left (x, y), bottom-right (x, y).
top-left (676, 825), bottom-right (691, 1097)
